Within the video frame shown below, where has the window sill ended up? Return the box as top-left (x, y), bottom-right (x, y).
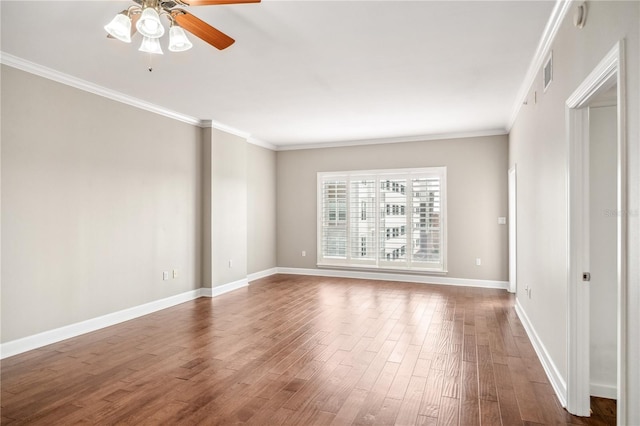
top-left (316, 263), bottom-right (448, 276)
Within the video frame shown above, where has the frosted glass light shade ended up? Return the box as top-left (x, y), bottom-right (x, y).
top-left (136, 7), bottom-right (164, 38)
top-left (104, 13), bottom-right (132, 43)
top-left (139, 36), bottom-right (164, 54)
top-left (168, 26), bottom-right (193, 52)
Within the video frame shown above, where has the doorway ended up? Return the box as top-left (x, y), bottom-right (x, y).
top-left (588, 99), bottom-right (617, 402)
top-left (566, 41), bottom-right (627, 423)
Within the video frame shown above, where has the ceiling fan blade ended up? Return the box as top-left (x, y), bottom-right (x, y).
top-left (179, 0), bottom-right (260, 5)
top-left (173, 11), bottom-right (235, 50)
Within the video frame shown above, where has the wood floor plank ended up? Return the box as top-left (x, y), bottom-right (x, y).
top-left (0, 274), bottom-right (614, 426)
top-left (507, 355), bottom-right (545, 423)
top-left (477, 344), bottom-right (498, 402)
top-left (394, 375), bottom-right (427, 425)
top-left (418, 368), bottom-right (445, 418)
top-left (386, 344), bottom-right (421, 400)
top-left (479, 398), bottom-right (502, 426)
top-left (437, 396), bottom-right (459, 425)
top-left (331, 388), bottom-right (369, 425)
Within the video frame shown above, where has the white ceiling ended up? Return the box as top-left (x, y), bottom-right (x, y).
top-left (1, 1), bottom-right (555, 148)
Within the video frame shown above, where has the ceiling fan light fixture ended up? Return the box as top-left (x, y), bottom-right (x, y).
top-left (104, 12), bottom-right (132, 43)
top-left (136, 7), bottom-right (165, 39)
top-left (139, 36), bottom-right (164, 54)
top-left (168, 25), bottom-right (193, 52)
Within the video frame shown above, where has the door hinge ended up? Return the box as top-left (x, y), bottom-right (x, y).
top-left (582, 272), bottom-right (591, 282)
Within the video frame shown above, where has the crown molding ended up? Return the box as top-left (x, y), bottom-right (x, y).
top-left (507, 0), bottom-right (573, 130)
top-left (274, 128), bottom-right (508, 151)
top-left (246, 137), bottom-right (278, 151)
top-left (200, 121), bottom-right (278, 150)
top-left (200, 119), bottom-right (250, 138)
top-left (0, 51), bottom-right (204, 127)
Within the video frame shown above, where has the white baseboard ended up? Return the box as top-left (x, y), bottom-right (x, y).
top-left (0, 289), bottom-right (204, 360)
top-left (211, 278), bottom-right (249, 297)
top-left (276, 267), bottom-right (509, 290)
top-left (590, 382), bottom-right (617, 399)
top-left (247, 267), bottom-right (278, 282)
top-left (515, 298), bottom-right (567, 407)
top-left (0, 269), bottom-right (503, 360)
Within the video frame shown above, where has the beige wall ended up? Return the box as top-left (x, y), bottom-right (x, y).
top-left (1, 65), bottom-right (203, 342)
top-left (247, 144), bottom-right (277, 274)
top-left (509, 1), bottom-right (639, 420)
top-left (202, 128), bottom-right (212, 288)
top-left (203, 134), bottom-right (276, 284)
top-left (277, 135), bottom-right (509, 281)
top-left (209, 128), bottom-right (247, 287)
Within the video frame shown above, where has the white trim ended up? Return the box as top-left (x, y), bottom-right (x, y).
top-left (200, 288), bottom-right (213, 298)
top-left (200, 119), bottom-right (250, 139)
top-left (275, 129), bottom-right (508, 151)
top-left (566, 105), bottom-right (591, 417)
top-left (566, 46), bottom-right (620, 108)
top-left (0, 275), bottom-right (252, 359)
top-left (0, 52), bottom-right (201, 127)
top-left (248, 268), bottom-right (278, 282)
top-left (0, 289), bottom-right (204, 359)
top-left (508, 0), bottom-right (573, 130)
top-left (565, 40), bottom-right (626, 420)
top-left (247, 137), bottom-right (278, 151)
top-left (0, 52), bottom-right (281, 148)
top-left (211, 278), bottom-right (249, 297)
top-left (0, 52), bottom-right (510, 153)
top-left (590, 383), bottom-right (617, 399)
top-left (316, 264), bottom-right (448, 276)
top-left (276, 267), bottom-right (508, 290)
top-left (0, 269), bottom-right (506, 361)
top-left (0, 52), bottom-right (506, 153)
top-left (515, 298), bottom-right (568, 407)
top-left (508, 166), bottom-right (517, 293)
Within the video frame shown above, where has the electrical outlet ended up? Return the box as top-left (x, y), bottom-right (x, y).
top-left (476, 258), bottom-right (482, 266)
top-left (228, 260), bottom-right (233, 268)
top-left (173, 269), bottom-right (178, 279)
top-left (163, 271), bottom-right (169, 280)
top-left (302, 250), bottom-right (306, 257)
top-left (498, 217), bottom-right (507, 225)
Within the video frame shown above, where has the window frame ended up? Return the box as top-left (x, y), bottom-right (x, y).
top-left (317, 167), bottom-right (447, 274)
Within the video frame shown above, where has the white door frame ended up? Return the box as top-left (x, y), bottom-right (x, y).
top-left (566, 40), bottom-right (627, 423)
top-left (508, 166), bottom-right (517, 293)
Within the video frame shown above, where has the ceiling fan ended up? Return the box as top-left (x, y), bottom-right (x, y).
top-left (104, 0), bottom-right (260, 54)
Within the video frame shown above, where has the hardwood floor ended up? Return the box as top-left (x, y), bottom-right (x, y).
top-left (1, 274), bottom-right (616, 425)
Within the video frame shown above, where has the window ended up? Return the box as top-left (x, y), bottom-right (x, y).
top-left (317, 167), bottom-right (447, 272)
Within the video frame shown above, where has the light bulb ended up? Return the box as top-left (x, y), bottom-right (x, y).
top-left (139, 36), bottom-right (164, 54)
top-left (136, 7), bottom-right (164, 39)
top-left (104, 13), bottom-right (132, 43)
top-left (169, 25), bottom-right (193, 52)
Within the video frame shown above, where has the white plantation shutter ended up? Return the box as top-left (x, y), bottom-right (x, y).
top-left (318, 168), bottom-right (446, 272)
top-left (379, 178), bottom-right (408, 265)
top-left (320, 179), bottom-right (347, 258)
top-left (349, 180), bottom-right (376, 262)
top-left (411, 176), bottom-right (443, 267)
